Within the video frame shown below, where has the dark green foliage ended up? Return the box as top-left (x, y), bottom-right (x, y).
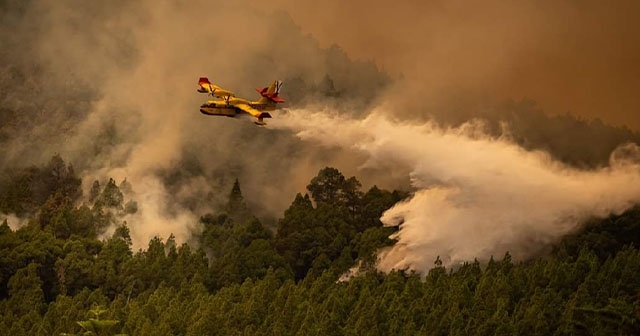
top-left (199, 181), bottom-right (292, 290)
top-left (0, 162), bottom-right (639, 335)
top-left (71, 305), bottom-right (124, 335)
top-left (200, 214), bottom-right (292, 290)
top-left (555, 205), bottom-right (640, 261)
top-left (0, 154), bottom-right (82, 216)
top-left (226, 178), bottom-right (250, 223)
top-left (94, 178), bottom-right (124, 210)
top-left (306, 167), bottom-right (362, 208)
top-left (276, 168), bottom-right (405, 280)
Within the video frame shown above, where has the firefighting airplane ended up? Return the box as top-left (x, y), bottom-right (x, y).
top-left (197, 77), bottom-right (285, 126)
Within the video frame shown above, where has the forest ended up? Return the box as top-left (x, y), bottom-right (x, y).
top-left (0, 156), bottom-right (639, 335)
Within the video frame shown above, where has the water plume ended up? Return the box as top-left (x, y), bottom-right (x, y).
top-left (272, 108), bottom-right (640, 273)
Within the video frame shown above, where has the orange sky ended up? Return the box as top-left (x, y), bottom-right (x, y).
top-left (275, 0), bottom-right (640, 129)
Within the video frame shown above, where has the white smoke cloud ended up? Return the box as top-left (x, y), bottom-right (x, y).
top-left (271, 108), bottom-right (640, 273)
top-left (23, 0), bottom-right (391, 250)
top-left (10, 0), bottom-right (637, 256)
top-left (0, 213), bottom-right (29, 231)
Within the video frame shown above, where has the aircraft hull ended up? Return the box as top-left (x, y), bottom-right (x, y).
top-left (196, 77), bottom-right (284, 125)
top-left (199, 106), bottom-right (237, 117)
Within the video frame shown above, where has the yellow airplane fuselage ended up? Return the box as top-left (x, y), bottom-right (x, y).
top-left (197, 77), bottom-right (284, 125)
top-left (199, 97), bottom-right (276, 117)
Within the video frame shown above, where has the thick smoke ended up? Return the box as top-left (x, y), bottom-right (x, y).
top-left (3, 0), bottom-right (639, 257)
top-left (278, 0), bottom-right (640, 129)
top-left (0, 213), bottom-right (29, 231)
top-left (272, 109), bottom-right (640, 272)
top-left (1, 0), bottom-right (390, 249)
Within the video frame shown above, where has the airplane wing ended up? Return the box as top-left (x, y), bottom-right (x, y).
top-left (234, 103), bottom-right (272, 119)
top-left (197, 77), bottom-right (235, 97)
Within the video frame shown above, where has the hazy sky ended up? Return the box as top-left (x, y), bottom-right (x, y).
top-left (275, 0), bottom-right (640, 129)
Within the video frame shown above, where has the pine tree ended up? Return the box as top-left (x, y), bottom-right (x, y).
top-left (226, 179), bottom-right (250, 223)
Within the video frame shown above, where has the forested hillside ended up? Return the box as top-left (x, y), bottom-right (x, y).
top-left (2, 2), bottom-right (640, 334)
top-left (1, 157), bottom-right (639, 335)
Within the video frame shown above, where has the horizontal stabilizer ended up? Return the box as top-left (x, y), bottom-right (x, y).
top-left (255, 88), bottom-right (285, 103)
top-left (198, 77), bottom-right (212, 93)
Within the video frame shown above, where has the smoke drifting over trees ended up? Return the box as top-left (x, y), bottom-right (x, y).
top-left (272, 110), bottom-right (640, 273)
top-left (1, 0), bottom-right (391, 248)
top-left (279, 0), bottom-right (640, 129)
top-left (1, 0), bottom-right (640, 269)
top-left (2, 1), bottom-right (640, 333)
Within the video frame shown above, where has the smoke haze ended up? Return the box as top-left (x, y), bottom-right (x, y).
top-left (0, 0), bottom-right (392, 249)
top-left (272, 109), bottom-right (640, 272)
top-left (2, 0), bottom-right (640, 266)
top-left (278, 0), bottom-right (640, 129)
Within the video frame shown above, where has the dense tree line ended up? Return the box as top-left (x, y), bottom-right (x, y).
top-left (0, 157), bottom-right (639, 335)
top-left (434, 99), bottom-right (640, 169)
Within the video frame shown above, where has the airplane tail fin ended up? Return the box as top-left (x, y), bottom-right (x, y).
top-left (256, 80), bottom-right (285, 104)
top-left (198, 77), bottom-right (212, 93)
